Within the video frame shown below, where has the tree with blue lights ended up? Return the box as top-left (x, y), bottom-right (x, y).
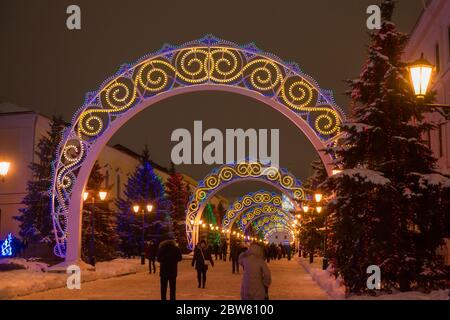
top-left (15, 116), bottom-right (66, 246)
top-left (116, 146), bottom-right (173, 256)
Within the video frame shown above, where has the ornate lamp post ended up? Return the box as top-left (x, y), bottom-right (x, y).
top-left (83, 190), bottom-right (108, 267)
top-left (408, 54), bottom-right (450, 118)
top-left (132, 203), bottom-right (154, 265)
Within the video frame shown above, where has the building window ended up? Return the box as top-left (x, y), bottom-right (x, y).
top-left (116, 174), bottom-right (121, 198)
top-left (438, 124), bottom-right (444, 158)
top-left (284, 235), bottom-right (287, 239)
top-left (105, 170), bottom-right (109, 189)
top-left (435, 43), bottom-right (440, 73)
top-left (425, 129), bottom-right (432, 149)
top-left (448, 27), bottom-right (450, 60)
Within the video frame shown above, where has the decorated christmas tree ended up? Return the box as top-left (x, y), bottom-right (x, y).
top-left (15, 116), bottom-right (66, 246)
top-left (116, 146), bottom-right (173, 256)
top-left (202, 203), bottom-right (220, 245)
top-left (165, 162), bottom-right (190, 251)
top-left (324, 0), bottom-right (450, 293)
top-left (81, 161), bottom-right (118, 263)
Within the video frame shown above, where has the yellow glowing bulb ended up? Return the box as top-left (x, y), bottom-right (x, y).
top-left (83, 191), bottom-right (89, 201)
top-left (409, 54), bottom-right (434, 98)
top-left (133, 205), bottom-right (140, 213)
top-left (98, 191), bottom-right (107, 201)
top-left (314, 193), bottom-right (323, 203)
top-left (0, 162), bottom-right (10, 177)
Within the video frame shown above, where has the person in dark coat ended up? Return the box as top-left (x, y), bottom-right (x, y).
top-left (230, 241), bottom-right (240, 273)
top-left (156, 239), bottom-right (182, 300)
top-left (221, 240), bottom-right (228, 261)
top-left (145, 240), bottom-right (158, 274)
top-left (213, 243), bottom-right (220, 260)
top-left (192, 240), bottom-right (214, 288)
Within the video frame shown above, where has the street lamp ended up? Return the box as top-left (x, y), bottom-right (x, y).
top-left (132, 202), bottom-right (154, 265)
top-left (0, 161), bottom-right (10, 182)
top-left (314, 193), bottom-right (323, 203)
top-left (302, 204), bottom-right (309, 213)
top-left (408, 54), bottom-right (433, 98)
top-left (408, 54), bottom-right (450, 118)
top-left (83, 190), bottom-right (108, 267)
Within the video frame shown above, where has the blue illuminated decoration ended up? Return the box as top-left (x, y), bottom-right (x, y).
top-left (1, 233), bottom-right (13, 257)
top-left (282, 194), bottom-right (295, 212)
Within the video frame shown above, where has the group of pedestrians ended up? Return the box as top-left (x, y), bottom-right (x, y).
top-left (148, 237), bottom-right (272, 301)
top-left (264, 242), bottom-right (293, 262)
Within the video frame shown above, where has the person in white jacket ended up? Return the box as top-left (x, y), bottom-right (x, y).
top-left (239, 243), bottom-right (272, 300)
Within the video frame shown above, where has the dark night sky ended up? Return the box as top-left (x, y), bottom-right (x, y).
top-left (0, 0), bottom-right (423, 199)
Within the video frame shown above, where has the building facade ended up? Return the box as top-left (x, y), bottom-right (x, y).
top-left (403, 0), bottom-right (450, 264)
top-left (0, 105), bottom-right (228, 240)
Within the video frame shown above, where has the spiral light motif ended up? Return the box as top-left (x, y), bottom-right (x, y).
top-left (51, 37), bottom-right (344, 257)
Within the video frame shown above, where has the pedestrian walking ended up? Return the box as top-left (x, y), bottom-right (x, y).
top-left (239, 244), bottom-right (271, 300)
top-left (221, 240), bottom-right (228, 261)
top-left (213, 243), bottom-right (220, 260)
top-left (145, 240), bottom-right (158, 274)
top-left (192, 240), bottom-right (214, 288)
top-left (230, 241), bottom-right (240, 273)
top-left (156, 239), bottom-right (182, 300)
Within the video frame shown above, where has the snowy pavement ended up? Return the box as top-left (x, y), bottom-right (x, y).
top-left (16, 257), bottom-right (330, 300)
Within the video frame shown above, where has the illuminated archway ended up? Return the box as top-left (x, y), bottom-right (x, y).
top-left (50, 35), bottom-right (345, 262)
top-left (186, 162), bottom-right (304, 248)
top-left (238, 205), bottom-right (293, 232)
top-left (264, 226), bottom-right (295, 241)
top-left (221, 190), bottom-right (284, 229)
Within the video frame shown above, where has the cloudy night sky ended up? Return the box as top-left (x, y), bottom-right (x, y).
top-left (0, 0), bottom-right (424, 198)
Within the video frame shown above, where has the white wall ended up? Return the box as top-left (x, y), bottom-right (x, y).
top-left (267, 231), bottom-right (293, 245)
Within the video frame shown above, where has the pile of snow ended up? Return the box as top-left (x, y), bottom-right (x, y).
top-left (299, 257), bottom-right (449, 300)
top-left (333, 168), bottom-right (390, 185)
top-left (348, 289), bottom-right (449, 300)
top-left (298, 257), bottom-right (345, 299)
top-left (0, 258), bottom-right (48, 272)
top-left (0, 258), bottom-right (146, 299)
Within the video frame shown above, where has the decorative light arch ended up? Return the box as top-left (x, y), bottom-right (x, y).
top-left (238, 205), bottom-right (293, 232)
top-left (186, 162), bottom-right (304, 248)
top-left (221, 190), bottom-right (283, 229)
top-left (50, 35), bottom-right (345, 262)
top-left (253, 216), bottom-right (292, 234)
top-left (264, 226), bottom-right (295, 241)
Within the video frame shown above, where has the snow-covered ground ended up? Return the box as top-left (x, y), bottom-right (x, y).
top-left (16, 258), bottom-right (329, 300)
top-left (298, 257), bottom-right (449, 300)
top-left (0, 258), bottom-right (146, 299)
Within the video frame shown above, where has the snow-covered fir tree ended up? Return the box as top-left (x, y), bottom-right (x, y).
top-left (324, 0), bottom-right (450, 293)
top-left (116, 146), bottom-right (173, 256)
top-left (81, 161), bottom-right (118, 263)
top-left (15, 116), bottom-right (66, 245)
top-left (166, 162), bottom-right (190, 252)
